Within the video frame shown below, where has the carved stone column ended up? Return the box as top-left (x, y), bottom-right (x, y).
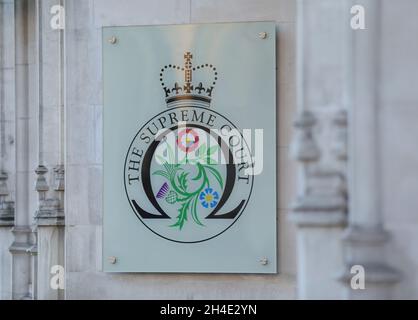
top-left (338, 0), bottom-right (400, 299)
top-left (0, 0), bottom-right (16, 300)
top-left (35, 165), bottom-right (63, 225)
top-left (35, 165), bottom-right (64, 300)
top-left (9, 0), bottom-right (35, 300)
top-left (290, 0), bottom-right (348, 299)
top-left (34, 0), bottom-right (65, 300)
top-left (290, 110), bottom-right (347, 299)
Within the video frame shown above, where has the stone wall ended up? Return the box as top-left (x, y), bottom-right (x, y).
top-left (2, 0), bottom-right (417, 300)
top-left (64, 0), bottom-right (297, 299)
top-left (0, 0), bottom-right (15, 300)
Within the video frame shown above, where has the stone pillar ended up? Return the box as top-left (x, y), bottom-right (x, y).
top-left (9, 0), bottom-right (42, 300)
top-left (0, 0), bottom-right (16, 300)
top-left (9, 0), bottom-right (33, 300)
top-left (35, 166), bottom-right (64, 299)
top-left (33, 0), bottom-right (65, 300)
top-left (338, 0), bottom-right (400, 299)
top-left (290, 0), bottom-right (348, 299)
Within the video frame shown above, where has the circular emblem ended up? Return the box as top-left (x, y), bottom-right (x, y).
top-left (123, 52), bottom-right (254, 243)
top-left (124, 107), bottom-right (254, 243)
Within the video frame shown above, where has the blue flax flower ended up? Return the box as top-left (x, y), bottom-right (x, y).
top-left (199, 187), bottom-right (219, 208)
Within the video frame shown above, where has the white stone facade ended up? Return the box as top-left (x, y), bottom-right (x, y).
top-left (0, 0), bottom-right (416, 300)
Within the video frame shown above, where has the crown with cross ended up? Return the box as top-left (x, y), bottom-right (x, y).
top-left (160, 52), bottom-right (218, 108)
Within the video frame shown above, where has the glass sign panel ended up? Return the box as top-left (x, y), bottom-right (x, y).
top-left (103, 21), bottom-right (276, 273)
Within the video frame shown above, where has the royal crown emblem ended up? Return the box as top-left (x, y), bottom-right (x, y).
top-left (160, 52), bottom-right (218, 108)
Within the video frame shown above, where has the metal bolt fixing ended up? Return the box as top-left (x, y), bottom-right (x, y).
top-left (259, 32), bottom-right (267, 39)
top-left (108, 36), bottom-right (117, 44)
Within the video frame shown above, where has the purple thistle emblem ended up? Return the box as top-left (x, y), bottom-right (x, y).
top-left (156, 182), bottom-right (169, 199)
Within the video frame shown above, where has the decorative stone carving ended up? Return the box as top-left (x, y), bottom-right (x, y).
top-left (332, 110), bottom-right (348, 161)
top-left (290, 110), bottom-right (347, 227)
top-left (35, 166), bottom-right (64, 226)
top-left (53, 165), bottom-right (65, 191)
top-left (291, 111), bottom-right (320, 162)
top-left (9, 226), bottom-right (32, 253)
top-left (0, 171), bottom-right (14, 226)
top-left (35, 165), bottom-right (49, 195)
top-left (292, 169), bottom-right (347, 227)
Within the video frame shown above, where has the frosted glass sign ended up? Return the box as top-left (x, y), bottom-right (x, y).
top-left (103, 22), bottom-right (277, 273)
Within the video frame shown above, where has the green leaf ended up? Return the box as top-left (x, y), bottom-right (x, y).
top-left (198, 163), bottom-right (210, 187)
top-left (207, 145), bottom-right (218, 156)
top-left (166, 143), bottom-right (176, 164)
top-left (178, 156), bottom-right (187, 165)
top-left (157, 155), bottom-right (182, 181)
top-left (206, 157), bottom-right (218, 165)
top-left (170, 199), bottom-right (190, 230)
top-left (156, 154), bottom-right (168, 166)
top-left (192, 164), bottom-right (203, 181)
top-left (190, 195), bottom-right (204, 226)
top-left (204, 165), bottom-right (224, 189)
top-left (196, 144), bottom-right (207, 159)
top-left (187, 158), bottom-right (197, 165)
top-left (152, 170), bottom-right (169, 179)
top-left (177, 172), bottom-right (189, 192)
